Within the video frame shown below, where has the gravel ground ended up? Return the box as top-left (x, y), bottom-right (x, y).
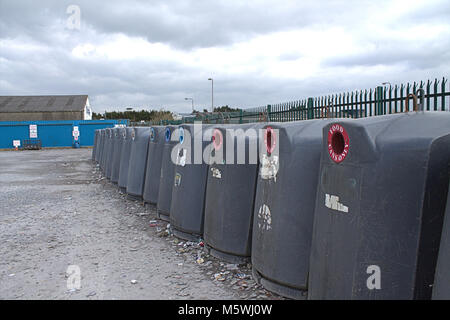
top-left (0, 148), bottom-right (283, 300)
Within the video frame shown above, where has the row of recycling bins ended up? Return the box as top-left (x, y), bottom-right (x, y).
top-left (92, 111), bottom-right (450, 300)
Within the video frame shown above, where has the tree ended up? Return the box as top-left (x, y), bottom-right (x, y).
top-left (213, 105), bottom-right (242, 113)
top-left (92, 109), bottom-right (174, 122)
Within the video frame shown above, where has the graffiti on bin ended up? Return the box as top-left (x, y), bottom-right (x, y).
top-left (257, 204), bottom-right (272, 231)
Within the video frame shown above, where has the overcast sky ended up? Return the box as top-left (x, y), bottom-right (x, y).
top-left (1, 0), bottom-right (449, 113)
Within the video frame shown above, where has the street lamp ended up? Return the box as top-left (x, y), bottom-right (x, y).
top-left (126, 107), bottom-right (135, 123)
top-left (208, 78), bottom-right (214, 112)
top-left (184, 97), bottom-right (194, 113)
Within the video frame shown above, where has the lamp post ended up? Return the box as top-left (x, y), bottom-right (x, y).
top-left (184, 97), bottom-right (194, 113)
top-left (208, 78), bottom-right (214, 112)
top-left (126, 107), bottom-right (134, 123)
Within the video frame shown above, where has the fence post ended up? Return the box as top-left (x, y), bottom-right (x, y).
top-left (239, 109), bottom-right (243, 124)
top-left (376, 86), bottom-right (383, 115)
top-left (307, 98), bottom-right (314, 119)
top-left (267, 105), bottom-right (271, 121)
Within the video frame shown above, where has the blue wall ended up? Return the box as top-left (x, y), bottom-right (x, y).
top-left (0, 119), bottom-right (128, 149)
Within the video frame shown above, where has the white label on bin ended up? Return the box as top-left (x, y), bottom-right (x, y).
top-left (260, 154), bottom-right (279, 181)
top-left (257, 204), bottom-right (272, 231)
top-left (325, 194), bottom-right (348, 213)
top-left (176, 148), bottom-right (187, 167)
top-left (210, 167), bottom-right (221, 179)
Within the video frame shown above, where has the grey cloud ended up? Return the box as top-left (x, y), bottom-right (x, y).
top-left (322, 37), bottom-right (450, 70)
top-left (1, 0), bottom-right (449, 114)
top-left (402, 0), bottom-right (450, 25)
top-left (1, 0), bottom-right (379, 49)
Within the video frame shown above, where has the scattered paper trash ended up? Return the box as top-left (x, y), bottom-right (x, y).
top-left (214, 273), bottom-right (226, 281)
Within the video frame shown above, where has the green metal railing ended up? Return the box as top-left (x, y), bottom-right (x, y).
top-left (258, 77), bottom-right (449, 123)
top-left (137, 77), bottom-right (449, 126)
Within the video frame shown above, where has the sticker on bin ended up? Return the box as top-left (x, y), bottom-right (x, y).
top-left (210, 167), bottom-right (222, 179)
top-left (328, 124), bottom-right (350, 163)
top-left (174, 173), bottom-right (182, 186)
top-left (260, 154), bottom-right (279, 181)
top-left (176, 148), bottom-right (187, 167)
top-left (325, 194), bottom-right (348, 213)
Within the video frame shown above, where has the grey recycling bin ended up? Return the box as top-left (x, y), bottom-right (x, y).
top-left (94, 129), bottom-right (103, 163)
top-left (105, 127), bottom-right (118, 180)
top-left (204, 123), bottom-right (262, 264)
top-left (99, 128), bottom-right (107, 171)
top-left (143, 126), bottom-right (165, 205)
top-left (308, 112), bottom-right (450, 300)
top-left (98, 129), bottom-right (106, 170)
top-left (101, 128), bottom-right (113, 173)
top-left (170, 124), bottom-right (213, 241)
top-left (432, 183), bottom-right (450, 300)
top-left (118, 127), bottom-right (134, 193)
top-left (251, 120), bottom-right (332, 300)
top-left (111, 127), bottom-right (126, 184)
top-left (157, 126), bottom-right (179, 221)
top-left (126, 127), bottom-right (151, 200)
top-left (92, 129), bottom-right (99, 161)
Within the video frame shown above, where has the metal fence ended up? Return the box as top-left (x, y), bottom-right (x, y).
top-left (265, 77), bottom-right (449, 122)
top-left (140, 77), bottom-right (449, 126)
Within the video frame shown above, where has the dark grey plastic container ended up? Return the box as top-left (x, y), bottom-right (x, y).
top-left (309, 112), bottom-right (450, 300)
top-left (101, 128), bottom-right (112, 173)
top-left (94, 129), bottom-right (101, 162)
top-left (170, 124), bottom-right (213, 241)
top-left (204, 123), bottom-right (262, 263)
top-left (92, 130), bottom-right (99, 161)
top-left (251, 120), bottom-right (332, 300)
top-left (143, 126), bottom-right (165, 205)
top-left (98, 129), bottom-right (106, 171)
top-left (118, 127), bottom-right (134, 193)
top-left (157, 126), bottom-right (179, 221)
top-left (105, 127), bottom-right (118, 180)
top-left (126, 127), bottom-right (150, 200)
top-left (432, 182), bottom-right (450, 300)
top-left (111, 127), bottom-right (126, 184)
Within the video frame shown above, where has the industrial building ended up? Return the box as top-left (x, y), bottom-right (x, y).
top-left (0, 95), bottom-right (92, 121)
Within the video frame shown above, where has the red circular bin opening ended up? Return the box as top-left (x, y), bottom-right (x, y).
top-left (264, 126), bottom-right (276, 155)
top-left (331, 131), bottom-right (345, 155)
top-left (328, 124), bottom-right (350, 163)
top-left (212, 129), bottom-right (223, 150)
